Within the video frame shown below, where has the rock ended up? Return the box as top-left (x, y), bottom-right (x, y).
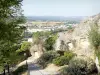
top-left (71, 13), bottom-right (100, 58)
top-left (30, 44), bottom-right (44, 58)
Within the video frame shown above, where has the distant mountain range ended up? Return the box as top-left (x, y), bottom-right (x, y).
top-left (26, 16), bottom-right (86, 22)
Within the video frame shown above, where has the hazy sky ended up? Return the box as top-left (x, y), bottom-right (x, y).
top-left (22, 0), bottom-right (100, 16)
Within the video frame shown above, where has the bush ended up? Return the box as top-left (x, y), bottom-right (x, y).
top-left (53, 56), bottom-right (68, 66)
top-left (37, 51), bottom-right (60, 68)
top-left (59, 66), bottom-right (68, 75)
top-left (88, 24), bottom-right (100, 49)
top-left (53, 51), bottom-right (75, 66)
top-left (16, 42), bottom-right (31, 61)
top-left (66, 58), bottom-right (98, 75)
top-left (33, 31), bottom-right (52, 44)
top-left (64, 51), bottom-right (76, 58)
top-left (16, 42), bottom-right (31, 53)
top-left (44, 34), bottom-right (57, 51)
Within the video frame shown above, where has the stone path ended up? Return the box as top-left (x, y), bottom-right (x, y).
top-left (28, 63), bottom-right (43, 75)
top-left (28, 62), bottom-right (60, 75)
top-left (27, 57), bottom-right (59, 75)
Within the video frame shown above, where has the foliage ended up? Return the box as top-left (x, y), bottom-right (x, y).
top-left (88, 24), bottom-right (100, 50)
top-left (65, 21), bottom-right (79, 24)
top-left (66, 58), bottom-right (98, 75)
top-left (12, 65), bottom-right (28, 75)
top-left (64, 51), bottom-right (76, 58)
top-left (0, 0), bottom-right (25, 41)
top-left (33, 31), bottom-right (52, 44)
top-left (53, 56), bottom-right (68, 66)
top-left (44, 34), bottom-right (57, 51)
top-left (52, 28), bottom-right (67, 33)
top-left (59, 66), bottom-right (68, 75)
top-left (0, 0), bottom-right (23, 19)
top-left (0, 66), bottom-right (3, 72)
top-left (33, 31), bottom-right (57, 52)
top-left (0, 41), bottom-right (20, 64)
top-left (67, 25), bottom-right (73, 30)
top-left (16, 42), bottom-right (31, 53)
top-left (33, 31), bottom-right (52, 39)
top-left (21, 42), bottom-right (31, 51)
top-left (53, 51), bottom-right (75, 66)
top-left (16, 42), bottom-right (31, 61)
top-left (88, 23), bottom-right (100, 66)
top-left (0, 0), bottom-right (25, 72)
top-left (67, 25), bottom-right (74, 33)
top-left (96, 52), bottom-right (100, 65)
top-left (37, 51), bottom-right (60, 68)
top-left (0, 41), bottom-right (25, 73)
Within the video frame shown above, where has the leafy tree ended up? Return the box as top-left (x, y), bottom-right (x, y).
top-left (0, 0), bottom-right (25, 41)
top-left (0, 41), bottom-right (23, 73)
top-left (17, 42), bottom-right (31, 53)
top-left (16, 42), bottom-right (31, 59)
top-left (44, 34), bottom-right (57, 51)
top-left (33, 31), bottom-right (52, 44)
top-left (33, 32), bottom-right (42, 44)
top-left (0, 0), bottom-right (25, 74)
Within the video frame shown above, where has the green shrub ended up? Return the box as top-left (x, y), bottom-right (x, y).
top-left (37, 51), bottom-right (60, 68)
top-left (33, 31), bottom-right (52, 44)
top-left (66, 58), bottom-right (98, 75)
top-left (64, 51), bottom-right (76, 59)
top-left (88, 24), bottom-right (100, 49)
top-left (53, 56), bottom-right (68, 66)
top-left (44, 34), bottom-right (57, 51)
top-left (16, 42), bottom-right (31, 61)
top-left (53, 51), bottom-right (75, 66)
top-left (16, 42), bottom-right (31, 53)
top-left (59, 66), bottom-right (68, 75)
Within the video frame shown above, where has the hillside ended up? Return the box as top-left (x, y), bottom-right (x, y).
top-left (54, 13), bottom-right (100, 58)
top-left (71, 13), bottom-right (100, 58)
top-left (72, 13), bottom-right (100, 39)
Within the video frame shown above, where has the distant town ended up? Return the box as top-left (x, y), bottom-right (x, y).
top-left (23, 16), bottom-right (85, 33)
